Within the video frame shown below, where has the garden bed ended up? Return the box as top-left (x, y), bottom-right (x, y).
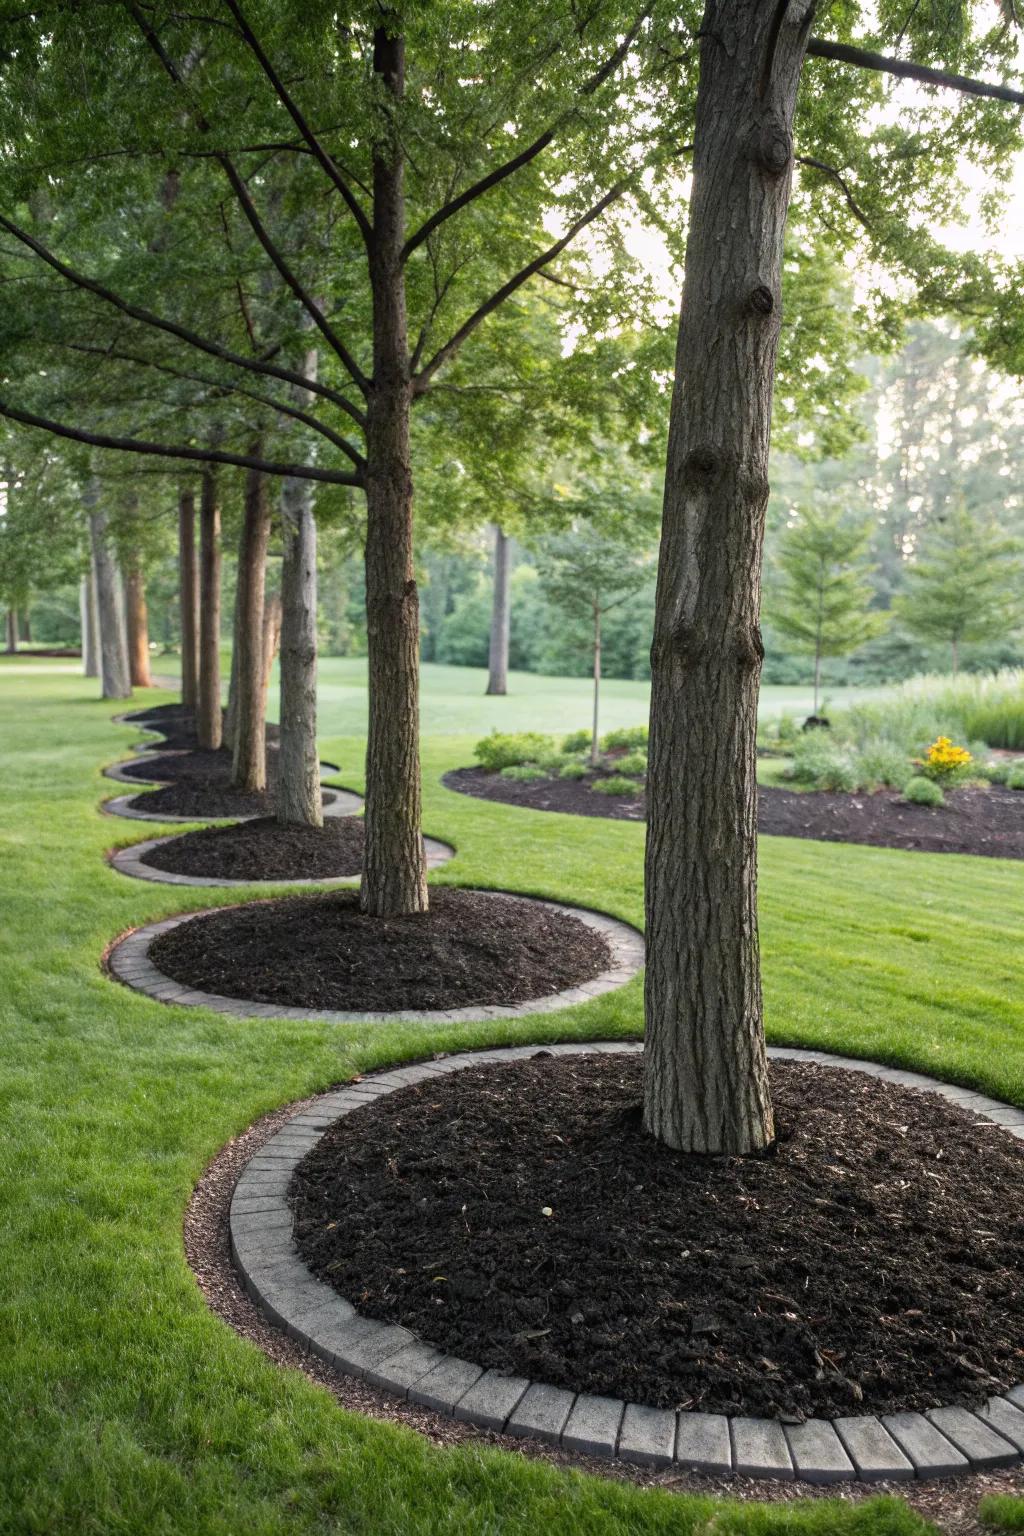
top-left (139, 815), bottom-right (365, 882)
top-left (147, 888), bottom-right (612, 1011)
top-left (124, 779), bottom-right (338, 820)
top-left (290, 1052), bottom-right (1024, 1422)
top-left (445, 768), bottom-right (1024, 858)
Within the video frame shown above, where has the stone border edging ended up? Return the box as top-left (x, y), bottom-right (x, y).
top-left (103, 754), bottom-right (342, 787)
top-left (100, 786), bottom-right (363, 824)
top-left (105, 895), bottom-right (644, 1024)
top-left (108, 832), bottom-right (455, 888)
top-left (229, 1041), bottom-right (1024, 1485)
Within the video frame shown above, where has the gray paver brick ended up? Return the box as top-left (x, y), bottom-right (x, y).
top-left (927, 1406), bottom-right (1019, 1469)
top-left (453, 1369), bottom-right (531, 1433)
top-left (783, 1420), bottom-right (855, 1484)
top-left (881, 1412), bottom-right (969, 1477)
top-left (1007, 1385), bottom-right (1024, 1410)
top-left (618, 1403), bottom-right (676, 1468)
top-left (833, 1416), bottom-right (914, 1482)
top-left (730, 1418), bottom-right (794, 1480)
top-left (674, 1413), bottom-right (732, 1476)
top-left (979, 1397), bottom-right (1024, 1452)
top-left (364, 1341), bottom-right (446, 1396)
top-left (506, 1382), bottom-right (576, 1445)
top-left (561, 1394), bottom-right (625, 1459)
top-left (408, 1355), bottom-right (484, 1413)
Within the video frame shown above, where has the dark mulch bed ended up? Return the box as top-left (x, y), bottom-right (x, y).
top-left (290, 1054), bottom-right (1024, 1421)
top-left (123, 703), bottom-right (279, 752)
top-left (126, 778), bottom-right (336, 820)
top-left (124, 702), bottom-right (191, 727)
top-left (148, 887), bottom-right (610, 1011)
top-left (118, 747), bottom-right (279, 784)
top-left (445, 767), bottom-right (1024, 858)
top-left (141, 815), bottom-right (364, 881)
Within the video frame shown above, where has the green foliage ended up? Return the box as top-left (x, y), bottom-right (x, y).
top-left (561, 729), bottom-right (592, 753)
top-left (894, 507), bottom-right (1023, 665)
top-left (836, 670), bottom-right (1024, 752)
top-left (978, 1494), bottom-right (1024, 1532)
top-left (854, 742), bottom-right (913, 790)
top-left (601, 725), bottom-right (649, 751)
top-left (615, 750), bottom-right (648, 778)
top-left (903, 775), bottom-right (945, 807)
top-left (786, 733), bottom-right (859, 791)
top-left (591, 775), bottom-right (642, 796)
top-left (557, 760), bottom-right (589, 780)
top-left (499, 762), bottom-right (550, 782)
top-left (1007, 766), bottom-right (1024, 791)
top-left (474, 731), bottom-right (554, 772)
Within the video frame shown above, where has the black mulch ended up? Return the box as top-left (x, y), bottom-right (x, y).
top-left (444, 767), bottom-right (1024, 858)
top-left (148, 888), bottom-right (611, 1011)
top-left (125, 779), bottom-right (336, 819)
top-left (141, 815), bottom-right (364, 881)
top-left (290, 1054), bottom-right (1024, 1421)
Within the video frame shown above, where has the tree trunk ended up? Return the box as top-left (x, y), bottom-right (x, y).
top-left (643, 0), bottom-right (813, 1156)
top-left (197, 468), bottom-right (222, 751)
top-left (4, 607), bottom-right (17, 653)
top-left (262, 591), bottom-right (282, 707)
top-left (813, 648), bottom-right (821, 715)
top-left (80, 571), bottom-right (99, 677)
top-left (230, 461), bottom-right (272, 793)
top-left (486, 524), bottom-right (511, 696)
top-left (278, 468), bottom-right (322, 827)
top-left (124, 556), bottom-right (153, 688)
top-left (21, 612), bottom-right (31, 644)
top-left (178, 488), bottom-right (199, 711)
top-left (86, 485), bottom-right (132, 700)
top-left (590, 604), bottom-right (601, 767)
top-left (361, 27), bottom-right (427, 918)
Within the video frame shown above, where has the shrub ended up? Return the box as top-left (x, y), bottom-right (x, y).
top-left (1007, 766), bottom-right (1024, 791)
top-left (591, 775), bottom-right (643, 796)
top-left (601, 724), bottom-right (648, 751)
top-left (561, 729), bottom-right (592, 754)
top-left (980, 759), bottom-right (1011, 786)
top-left (836, 669), bottom-right (1024, 752)
top-left (786, 733), bottom-right (859, 791)
top-left (918, 735), bottom-right (972, 783)
top-left (904, 775), bottom-right (945, 807)
top-left (558, 760), bottom-right (589, 780)
top-left (855, 741), bottom-right (912, 790)
top-left (475, 731), bottom-right (554, 772)
top-left (615, 750), bottom-right (648, 777)
top-left (499, 762), bottom-right (549, 782)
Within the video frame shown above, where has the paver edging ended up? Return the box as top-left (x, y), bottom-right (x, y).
top-left (105, 896), bottom-right (644, 1023)
top-left (108, 832), bottom-right (455, 888)
top-left (228, 1041), bottom-right (1024, 1484)
top-left (100, 785), bottom-right (364, 823)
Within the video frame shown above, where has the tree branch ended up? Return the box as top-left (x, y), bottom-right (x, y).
top-left (0, 212), bottom-right (368, 429)
top-left (413, 181), bottom-right (629, 394)
top-left (0, 400), bottom-right (364, 485)
top-left (402, 6), bottom-right (654, 262)
top-left (806, 36), bottom-right (1024, 106)
top-left (222, 0), bottom-right (373, 244)
top-left (795, 155), bottom-right (873, 231)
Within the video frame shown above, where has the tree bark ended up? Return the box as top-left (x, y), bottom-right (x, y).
top-left (643, 0), bottom-right (813, 1156)
top-left (21, 611), bottom-right (31, 643)
top-left (80, 572), bottom-right (99, 677)
top-left (86, 484), bottom-right (132, 700)
top-left (360, 26), bottom-right (428, 918)
top-left (813, 649), bottom-right (821, 715)
top-left (262, 590), bottom-right (282, 707)
top-left (230, 460), bottom-right (272, 793)
top-left (178, 488), bottom-right (199, 711)
top-left (590, 604), bottom-right (601, 767)
top-left (278, 469), bottom-right (322, 827)
top-left (4, 607), bottom-right (17, 653)
top-left (124, 556), bottom-right (153, 688)
top-left (485, 524), bottom-right (511, 695)
top-left (197, 468), bottom-right (222, 751)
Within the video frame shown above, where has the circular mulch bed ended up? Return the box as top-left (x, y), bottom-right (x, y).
top-left (290, 1052), bottom-right (1024, 1422)
top-left (123, 779), bottom-right (338, 820)
top-left (138, 815), bottom-right (366, 882)
top-left (147, 888), bottom-right (613, 1013)
top-left (444, 768), bottom-right (1024, 858)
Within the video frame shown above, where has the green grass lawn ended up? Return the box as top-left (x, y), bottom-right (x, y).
top-left (2, 669), bottom-right (1023, 1533)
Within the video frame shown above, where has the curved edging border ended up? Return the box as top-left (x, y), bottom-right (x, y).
top-left (105, 897), bottom-right (644, 1024)
top-left (100, 786), bottom-right (363, 824)
top-left (108, 832), bottom-right (455, 888)
top-left (103, 754), bottom-right (342, 786)
top-left (229, 1041), bottom-right (1024, 1485)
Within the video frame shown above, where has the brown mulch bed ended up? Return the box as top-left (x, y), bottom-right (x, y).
top-left (125, 779), bottom-right (337, 819)
top-left (118, 746), bottom-right (282, 784)
top-left (290, 1053), bottom-right (1024, 1422)
top-left (141, 815), bottom-right (364, 881)
top-left (444, 767), bottom-right (1024, 857)
top-left (148, 887), bottom-right (611, 1011)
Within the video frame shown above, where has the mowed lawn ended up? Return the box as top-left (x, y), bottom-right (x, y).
top-left (2, 668), bottom-right (1023, 1534)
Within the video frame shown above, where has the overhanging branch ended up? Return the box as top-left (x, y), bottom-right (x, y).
top-left (807, 36), bottom-right (1024, 106)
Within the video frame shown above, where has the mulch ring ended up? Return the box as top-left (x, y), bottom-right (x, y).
top-left (290, 1053), bottom-right (1024, 1423)
top-left (119, 703), bottom-right (279, 752)
top-left (140, 815), bottom-right (364, 882)
top-left (116, 747), bottom-right (280, 784)
top-left (147, 887), bottom-right (611, 1012)
top-left (125, 779), bottom-right (337, 820)
top-left (444, 767), bottom-right (1024, 858)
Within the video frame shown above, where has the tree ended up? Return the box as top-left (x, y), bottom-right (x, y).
top-left (767, 508), bottom-right (887, 712)
top-left (485, 525), bottom-right (512, 696)
top-left (538, 529), bottom-right (651, 765)
top-left (895, 505), bottom-right (1022, 674)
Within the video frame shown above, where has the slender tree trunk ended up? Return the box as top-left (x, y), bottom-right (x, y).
top-left (813, 649), bottom-right (821, 715)
top-left (80, 573), bottom-right (99, 677)
top-left (231, 461), bottom-right (272, 792)
top-left (590, 604), bottom-right (602, 767)
top-left (21, 612), bottom-right (31, 644)
top-left (262, 591), bottom-right (282, 707)
top-left (486, 524), bottom-right (512, 696)
top-left (86, 485), bottom-right (132, 700)
top-left (4, 607), bottom-right (17, 654)
top-left (178, 489), bottom-right (199, 711)
top-left (643, 0), bottom-right (813, 1156)
top-left (361, 27), bottom-right (427, 918)
top-left (124, 556), bottom-right (153, 688)
top-left (278, 469), bottom-right (322, 827)
top-left (223, 594), bottom-right (240, 750)
top-left (197, 468), bottom-right (222, 751)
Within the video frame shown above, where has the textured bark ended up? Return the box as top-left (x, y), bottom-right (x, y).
top-left (178, 489), bottom-right (199, 710)
top-left (230, 461), bottom-right (272, 793)
top-left (643, 0), bottom-right (813, 1155)
top-left (21, 612), bottom-right (31, 643)
top-left (262, 590), bottom-right (282, 707)
top-left (197, 468), bottom-right (222, 751)
top-left (86, 486), bottom-right (131, 700)
top-left (485, 524), bottom-right (511, 695)
top-left (278, 468), bottom-right (322, 827)
top-left (4, 607), bottom-right (17, 653)
top-left (360, 27), bottom-right (427, 917)
top-left (124, 556), bottom-right (153, 687)
top-left (80, 572), bottom-right (99, 677)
